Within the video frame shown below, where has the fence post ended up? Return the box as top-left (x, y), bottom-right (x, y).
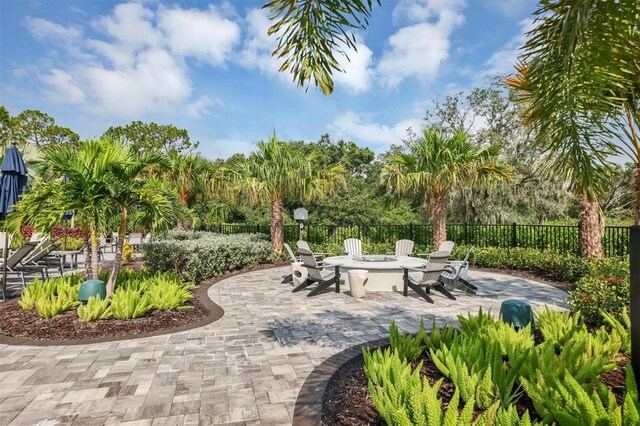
top-left (409, 223), bottom-right (414, 241)
top-left (630, 226), bottom-right (640, 387)
top-left (464, 222), bottom-right (468, 245)
top-left (511, 222), bottom-right (517, 248)
top-left (357, 224), bottom-right (361, 240)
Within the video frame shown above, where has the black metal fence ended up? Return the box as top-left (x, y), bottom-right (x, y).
top-left (209, 223), bottom-right (630, 257)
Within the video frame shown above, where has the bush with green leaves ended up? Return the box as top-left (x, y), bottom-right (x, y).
top-left (422, 317), bottom-right (458, 352)
top-left (77, 296), bottom-right (112, 321)
top-left (110, 288), bottom-right (153, 319)
top-left (145, 276), bottom-right (194, 310)
top-left (535, 306), bottom-right (585, 349)
top-left (569, 274), bottom-right (630, 326)
top-left (602, 308), bottom-right (631, 355)
top-left (19, 275), bottom-right (83, 318)
top-left (389, 319), bottom-right (427, 362)
top-left (143, 231), bottom-right (275, 283)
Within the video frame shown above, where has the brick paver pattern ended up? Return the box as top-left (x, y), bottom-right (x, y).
top-left (0, 267), bottom-right (567, 425)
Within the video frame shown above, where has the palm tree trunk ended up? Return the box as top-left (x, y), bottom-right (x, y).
top-left (177, 194), bottom-right (190, 230)
top-left (635, 163), bottom-right (640, 225)
top-left (271, 199), bottom-right (284, 255)
top-left (82, 226), bottom-right (92, 279)
top-left (432, 191), bottom-right (447, 248)
top-left (89, 228), bottom-right (99, 280)
top-left (578, 197), bottom-right (604, 258)
top-left (106, 208), bottom-right (127, 296)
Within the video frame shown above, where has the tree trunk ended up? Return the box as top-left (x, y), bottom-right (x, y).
top-left (578, 197), bottom-right (604, 258)
top-left (271, 199), bottom-right (284, 255)
top-left (635, 163), bottom-right (640, 226)
top-left (432, 191), bottom-right (447, 248)
top-left (89, 228), bottom-right (100, 280)
top-left (176, 193), bottom-right (191, 230)
top-left (82, 227), bottom-right (92, 279)
top-left (106, 208), bottom-right (127, 296)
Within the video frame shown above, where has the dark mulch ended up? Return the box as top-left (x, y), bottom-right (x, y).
top-left (0, 289), bottom-right (209, 341)
top-left (322, 347), bottom-right (629, 425)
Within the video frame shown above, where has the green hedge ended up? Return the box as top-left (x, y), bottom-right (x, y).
top-left (142, 231), bottom-right (275, 283)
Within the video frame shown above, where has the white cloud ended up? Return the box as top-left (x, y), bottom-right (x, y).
top-left (327, 111), bottom-right (421, 150)
top-left (31, 1), bottom-right (240, 118)
top-left (378, 0), bottom-right (466, 88)
top-left (157, 5), bottom-right (240, 66)
top-left (482, 18), bottom-right (534, 78)
top-left (22, 17), bottom-right (82, 42)
top-left (40, 69), bottom-right (86, 103)
top-left (334, 39), bottom-right (374, 94)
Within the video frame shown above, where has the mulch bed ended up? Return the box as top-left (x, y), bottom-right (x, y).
top-left (0, 289), bottom-right (209, 341)
top-left (322, 346), bottom-right (628, 425)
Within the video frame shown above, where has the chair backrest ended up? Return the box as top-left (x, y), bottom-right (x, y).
top-left (30, 232), bottom-right (44, 242)
top-left (462, 246), bottom-right (474, 263)
top-left (395, 239), bottom-right (414, 256)
top-left (99, 234), bottom-right (107, 247)
top-left (419, 250), bottom-right (450, 284)
top-left (344, 238), bottom-right (362, 256)
top-left (284, 243), bottom-right (297, 262)
top-left (6, 242), bottom-right (38, 269)
top-left (298, 248), bottom-right (325, 281)
top-left (26, 239), bottom-right (58, 263)
top-left (129, 233), bottom-right (143, 244)
top-left (297, 240), bottom-right (311, 252)
top-left (439, 240), bottom-right (455, 252)
top-left (112, 232), bottom-right (119, 240)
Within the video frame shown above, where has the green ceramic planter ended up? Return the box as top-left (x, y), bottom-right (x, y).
top-left (499, 299), bottom-right (535, 332)
top-left (77, 279), bottom-right (106, 302)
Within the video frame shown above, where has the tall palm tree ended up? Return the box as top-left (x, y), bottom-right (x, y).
top-left (8, 140), bottom-right (119, 279)
top-left (504, 0), bottom-right (639, 255)
top-left (382, 128), bottom-right (512, 248)
top-left (104, 144), bottom-right (181, 295)
top-left (231, 134), bottom-right (344, 254)
top-left (158, 150), bottom-right (216, 229)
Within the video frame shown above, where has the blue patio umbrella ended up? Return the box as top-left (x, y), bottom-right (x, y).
top-left (0, 142), bottom-right (28, 296)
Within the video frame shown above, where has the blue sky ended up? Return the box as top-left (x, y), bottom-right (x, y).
top-left (1, 0), bottom-right (536, 159)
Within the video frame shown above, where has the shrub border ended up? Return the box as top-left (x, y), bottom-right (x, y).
top-left (0, 262), bottom-right (288, 346)
top-left (292, 337), bottom-right (389, 425)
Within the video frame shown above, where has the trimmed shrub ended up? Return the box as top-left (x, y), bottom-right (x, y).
top-left (569, 275), bottom-right (629, 325)
top-left (143, 232), bottom-right (275, 283)
top-left (77, 296), bottom-right (112, 321)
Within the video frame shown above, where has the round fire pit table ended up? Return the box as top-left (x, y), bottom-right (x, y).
top-left (323, 255), bottom-right (427, 292)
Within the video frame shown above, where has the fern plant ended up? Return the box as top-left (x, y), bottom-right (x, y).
top-left (624, 366), bottom-right (639, 426)
top-left (110, 288), bottom-right (152, 319)
top-left (146, 280), bottom-right (194, 311)
top-left (18, 277), bottom-right (57, 309)
top-left (485, 321), bottom-right (534, 359)
top-left (458, 307), bottom-right (495, 334)
top-left (521, 369), bottom-right (623, 425)
top-left (535, 306), bottom-right (584, 349)
top-left (389, 319), bottom-right (427, 362)
top-left (77, 296), bottom-right (112, 321)
top-left (363, 347), bottom-right (475, 425)
top-left (34, 292), bottom-right (79, 319)
top-left (473, 402), bottom-right (540, 426)
top-left (422, 316), bottom-right (458, 352)
top-left (601, 307), bottom-right (631, 355)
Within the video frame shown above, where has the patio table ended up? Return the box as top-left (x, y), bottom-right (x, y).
top-left (50, 249), bottom-right (82, 272)
top-left (323, 255), bottom-right (427, 292)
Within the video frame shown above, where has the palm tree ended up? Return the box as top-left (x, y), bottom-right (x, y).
top-left (158, 150), bottom-right (216, 229)
top-left (104, 144), bottom-right (181, 295)
top-left (8, 140), bottom-right (119, 279)
top-left (504, 1), bottom-right (639, 255)
top-left (382, 128), bottom-right (512, 248)
top-left (231, 134), bottom-right (344, 254)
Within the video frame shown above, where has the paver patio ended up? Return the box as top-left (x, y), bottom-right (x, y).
top-left (0, 266), bottom-right (568, 425)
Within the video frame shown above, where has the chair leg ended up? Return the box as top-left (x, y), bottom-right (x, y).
top-left (20, 272), bottom-right (26, 290)
top-left (406, 277), bottom-right (434, 303)
top-left (307, 276), bottom-right (338, 297)
top-left (292, 279), bottom-right (313, 293)
top-left (282, 274), bottom-right (293, 284)
top-left (432, 281), bottom-right (456, 300)
top-left (458, 278), bottom-right (477, 291)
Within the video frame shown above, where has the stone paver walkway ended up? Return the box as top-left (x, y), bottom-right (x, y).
top-left (0, 267), bottom-right (568, 425)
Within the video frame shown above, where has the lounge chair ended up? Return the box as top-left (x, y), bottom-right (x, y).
top-left (442, 247), bottom-right (476, 294)
top-left (0, 242), bottom-right (38, 300)
top-left (297, 240), bottom-right (330, 259)
top-left (18, 239), bottom-right (60, 280)
top-left (401, 250), bottom-right (456, 303)
top-left (282, 243), bottom-right (299, 283)
top-left (128, 233), bottom-right (143, 251)
top-left (417, 240), bottom-right (455, 258)
top-left (98, 234), bottom-right (108, 261)
top-left (344, 238), bottom-right (363, 256)
top-left (388, 239), bottom-right (414, 256)
top-left (292, 248), bottom-right (341, 297)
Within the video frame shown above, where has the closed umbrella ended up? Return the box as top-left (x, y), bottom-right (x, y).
top-left (0, 142), bottom-right (28, 296)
